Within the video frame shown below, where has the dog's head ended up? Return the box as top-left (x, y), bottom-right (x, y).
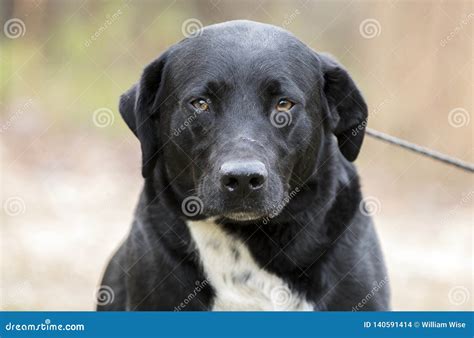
top-left (119, 20), bottom-right (367, 222)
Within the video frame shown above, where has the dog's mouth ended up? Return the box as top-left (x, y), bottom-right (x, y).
top-left (210, 196), bottom-right (279, 222)
top-left (222, 211), bottom-right (265, 222)
top-left (217, 200), bottom-right (288, 222)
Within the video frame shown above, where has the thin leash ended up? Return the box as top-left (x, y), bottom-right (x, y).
top-left (365, 128), bottom-right (474, 173)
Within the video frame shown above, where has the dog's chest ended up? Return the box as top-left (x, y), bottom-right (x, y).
top-left (186, 219), bottom-right (313, 311)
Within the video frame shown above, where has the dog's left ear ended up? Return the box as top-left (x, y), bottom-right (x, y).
top-left (119, 52), bottom-right (169, 177)
top-left (318, 53), bottom-right (368, 162)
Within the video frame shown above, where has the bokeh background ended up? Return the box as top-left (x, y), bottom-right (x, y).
top-left (1, 0), bottom-right (472, 310)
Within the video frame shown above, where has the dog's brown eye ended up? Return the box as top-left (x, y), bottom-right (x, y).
top-left (276, 99), bottom-right (294, 112)
top-left (191, 99), bottom-right (209, 111)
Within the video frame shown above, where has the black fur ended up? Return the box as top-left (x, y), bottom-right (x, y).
top-left (98, 20), bottom-right (390, 311)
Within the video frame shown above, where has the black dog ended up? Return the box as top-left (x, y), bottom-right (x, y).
top-left (98, 20), bottom-right (390, 311)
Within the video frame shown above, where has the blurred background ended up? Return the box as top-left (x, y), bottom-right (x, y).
top-left (1, 0), bottom-right (472, 310)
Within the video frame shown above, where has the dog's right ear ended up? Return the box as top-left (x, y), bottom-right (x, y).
top-left (318, 53), bottom-right (368, 162)
top-left (119, 52), bottom-right (169, 178)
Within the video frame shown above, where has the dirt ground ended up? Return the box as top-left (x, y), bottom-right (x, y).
top-left (1, 130), bottom-right (472, 311)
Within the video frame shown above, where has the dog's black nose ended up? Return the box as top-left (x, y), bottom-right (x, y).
top-left (220, 160), bottom-right (268, 194)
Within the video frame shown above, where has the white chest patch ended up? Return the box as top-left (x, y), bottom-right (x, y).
top-left (186, 219), bottom-right (314, 311)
